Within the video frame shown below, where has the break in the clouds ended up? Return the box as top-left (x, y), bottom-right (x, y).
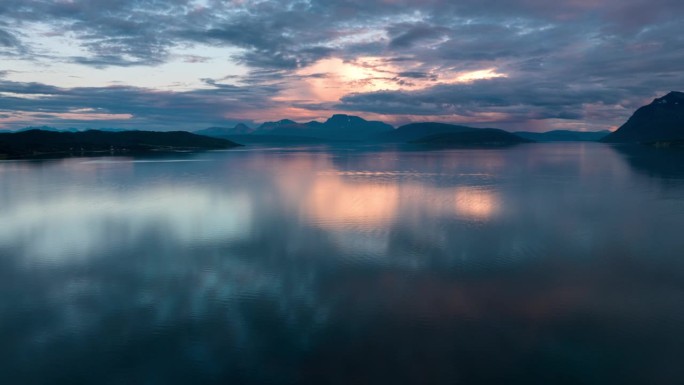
top-left (1, 0), bottom-right (683, 131)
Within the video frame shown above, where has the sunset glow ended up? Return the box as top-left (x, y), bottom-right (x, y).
top-left (0, 0), bottom-right (680, 132)
top-left (453, 187), bottom-right (501, 220)
top-left (452, 68), bottom-right (508, 83)
top-left (293, 173), bottom-right (502, 229)
top-left (304, 177), bottom-right (400, 228)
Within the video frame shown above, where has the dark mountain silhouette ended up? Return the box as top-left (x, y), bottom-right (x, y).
top-left (15, 126), bottom-right (131, 133)
top-left (257, 119), bottom-right (299, 132)
top-left (88, 127), bottom-right (130, 132)
top-left (222, 134), bottom-right (337, 144)
top-left (0, 129), bottom-right (241, 159)
top-left (205, 120), bottom-right (326, 143)
top-left (411, 129), bottom-right (532, 147)
top-left (195, 123), bottom-right (254, 137)
top-left (602, 91), bottom-right (684, 143)
top-left (199, 118), bottom-right (534, 146)
top-left (232, 123), bottom-right (252, 133)
top-left (316, 114), bottom-right (393, 140)
top-left (16, 126), bottom-right (81, 133)
top-left (260, 114), bottom-right (393, 141)
top-left (377, 122), bottom-right (500, 142)
top-left (259, 120), bottom-right (315, 137)
top-left (198, 114), bottom-right (394, 142)
top-left (515, 130), bottom-right (610, 142)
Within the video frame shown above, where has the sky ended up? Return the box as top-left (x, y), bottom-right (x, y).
top-left (0, 0), bottom-right (683, 132)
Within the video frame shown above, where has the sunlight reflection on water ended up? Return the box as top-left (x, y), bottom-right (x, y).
top-left (1, 143), bottom-right (684, 384)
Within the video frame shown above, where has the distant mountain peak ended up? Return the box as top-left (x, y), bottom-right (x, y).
top-left (258, 119), bottom-right (298, 130)
top-left (195, 123), bottom-right (253, 137)
top-left (326, 114), bottom-right (365, 123)
top-left (654, 91), bottom-right (684, 105)
top-left (602, 91), bottom-right (684, 143)
top-left (276, 119), bottom-right (297, 125)
top-left (230, 123), bottom-right (253, 134)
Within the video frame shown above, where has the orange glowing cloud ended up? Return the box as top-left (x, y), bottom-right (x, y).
top-left (279, 57), bottom-right (402, 103)
top-left (276, 57), bottom-right (508, 106)
top-left (451, 68), bottom-right (508, 83)
top-left (56, 112), bottom-right (134, 121)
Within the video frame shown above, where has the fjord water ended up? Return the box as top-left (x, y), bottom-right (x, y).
top-left (1, 143), bottom-right (683, 384)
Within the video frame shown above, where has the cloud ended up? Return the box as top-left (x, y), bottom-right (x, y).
top-left (0, 79), bottom-right (282, 130)
top-left (1, 0), bottom-right (683, 70)
top-left (0, 28), bottom-right (20, 48)
top-left (0, 26), bottom-right (31, 58)
top-left (0, 0), bottom-right (683, 130)
top-left (396, 71), bottom-right (436, 80)
top-left (388, 23), bottom-right (449, 49)
top-left (336, 75), bottom-right (651, 130)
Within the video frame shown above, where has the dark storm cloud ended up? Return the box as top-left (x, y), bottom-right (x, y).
top-left (388, 23), bottom-right (450, 49)
top-left (1, 0), bottom-right (683, 130)
top-left (1, 0), bottom-right (683, 66)
top-left (0, 79), bottom-right (281, 130)
top-left (396, 72), bottom-right (435, 80)
top-left (1, 0), bottom-right (379, 68)
top-left (337, 75), bottom-right (647, 130)
top-left (0, 28), bottom-right (20, 48)
top-left (71, 55), bottom-right (157, 67)
top-left (328, 1), bottom-right (684, 128)
top-left (0, 25), bottom-right (31, 57)
top-left (181, 8), bottom-right (338, 70)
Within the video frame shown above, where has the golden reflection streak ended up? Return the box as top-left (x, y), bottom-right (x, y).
top-left (303, 176), bottom-right (399, 227)
top-left (453, 187), bottom-right (500, 220)
top-left (261, 153), bottom-right (502, 229)
top-left (398, 183), bottom-right (501, 221)
top-left (300, 178), bottom-right (500, 228)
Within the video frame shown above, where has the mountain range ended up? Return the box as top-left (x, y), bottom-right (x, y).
top-left (194, 115), bottom-right (616, 146)
top-left (197, 91), bottom-right (682, 145)
top-left (5, 91), bottom-right (684, 152)
top-left (197, 114), bottom-right (394, 142)
top-left (196, 118), bottom-right (542, 146)
top-left (0, 130), bottom-right (240, 159)
top-left (602, 91), bottom-right (684, 143)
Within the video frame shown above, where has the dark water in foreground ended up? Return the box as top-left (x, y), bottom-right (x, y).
top-left (1, 143), bottom-right (684, 384)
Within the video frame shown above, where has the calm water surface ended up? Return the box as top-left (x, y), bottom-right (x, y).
top-left (1, 143), bottom-right (684, 384)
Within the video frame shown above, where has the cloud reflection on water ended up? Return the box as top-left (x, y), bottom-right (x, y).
top-left (0, 166), bottom-right (252, 263)
top-left (1, 145), bottom-right (684, 384)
